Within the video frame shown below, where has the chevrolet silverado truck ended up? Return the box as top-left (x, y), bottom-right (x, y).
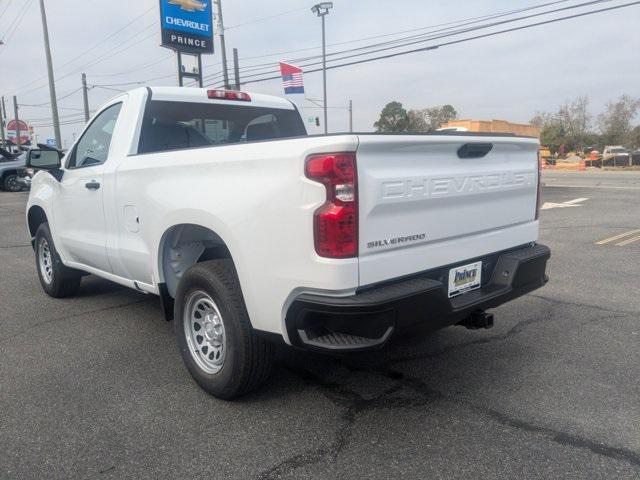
top-left (26, 87), bottom-right (550, 399)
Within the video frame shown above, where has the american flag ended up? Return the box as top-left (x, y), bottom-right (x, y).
top-left (279, 62), bottom-right (304, 95)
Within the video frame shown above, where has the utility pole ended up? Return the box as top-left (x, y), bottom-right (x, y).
top-left (312, 3), bottom-right (333, 134)
top-left (233, 48), bottom-right (240, 89)
top-left (13, 96), bottom-right (20, 151)
top-left (0, 96), bottom-right (5, 149)
top-left (1, 97), bottom-right (7, 149)
top-left (348, 100), bottom-right (353, 133)
top-left (81, 73), bottom-right (90, 123)
top-left (215, 0), bottom-right (230, 89)
top-left (38, 0), bottom-right (62, 148)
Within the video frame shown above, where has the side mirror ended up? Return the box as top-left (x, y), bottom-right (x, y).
top-left (27, 149), bottom-right (62, 170)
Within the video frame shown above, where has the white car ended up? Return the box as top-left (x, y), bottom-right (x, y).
top-left (26, 87), bottom-right (550, 398)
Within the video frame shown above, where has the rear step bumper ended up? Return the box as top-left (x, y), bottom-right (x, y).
top-left (285, 243), bottom-right (550, 353)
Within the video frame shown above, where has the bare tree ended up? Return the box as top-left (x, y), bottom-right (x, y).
top-left (558, 96), bottom-right (591, 152)
top-left (597, 95), bottom-right (640, 146)
top-left (423, 105), bottom-right (458, 131)
top-left (406, 109), bottom-right (428, 133)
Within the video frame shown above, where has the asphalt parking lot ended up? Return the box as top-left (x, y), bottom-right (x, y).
top-left (1, 170), bottom-right (639, 480)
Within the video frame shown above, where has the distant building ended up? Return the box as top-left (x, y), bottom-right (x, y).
top-left (440, 119), bottom-right (541, 138)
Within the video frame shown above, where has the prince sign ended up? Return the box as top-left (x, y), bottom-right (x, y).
top-left (159, 0), bottom-right (214, 54)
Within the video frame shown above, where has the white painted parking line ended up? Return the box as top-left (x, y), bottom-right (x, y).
top-left (616, 235), bottom-right (640, 247)
top-left (596, 229), bottom-right (640, 245)
top-left (541, 198), bottom-right (589, 210)
top-left (563, 197), bottom-right (590, 204)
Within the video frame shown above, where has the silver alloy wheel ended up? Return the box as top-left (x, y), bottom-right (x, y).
top-left (183, 291), bottom-right (227, 374)
top-left (38, 237), bottom-right (53, 284)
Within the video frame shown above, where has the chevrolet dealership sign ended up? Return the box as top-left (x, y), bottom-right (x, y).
top-left (160, 0), bottom-right (214, 54)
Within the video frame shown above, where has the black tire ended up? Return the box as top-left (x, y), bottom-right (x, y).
top-left (174, 259), bottom-right (274, 399)
top-left (2, 173), bottom-right (22, 192)
top-left (34, 223), bottom-right (82, 298)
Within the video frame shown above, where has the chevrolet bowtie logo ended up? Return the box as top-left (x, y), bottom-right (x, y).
top-left (168, 0), bottom-right (207, 12)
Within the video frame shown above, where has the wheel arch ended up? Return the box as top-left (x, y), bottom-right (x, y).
top-left (157, 223), bottom-right (234, 303)
top-left (27, 205), bottom-right (49, 244)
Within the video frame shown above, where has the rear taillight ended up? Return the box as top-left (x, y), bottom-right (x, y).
top-left (305, 153), bottom-right (358, 258)
top-left (207, 90), bottom-right (251, 101)
top-left (535, 150), bottom-right (542, 220)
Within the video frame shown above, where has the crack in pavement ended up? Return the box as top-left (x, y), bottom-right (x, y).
top-left (256, 362), bottom-right (640, 479)
top-left (256, 367), bottom-right (437, 480)
top-left (255, 304), bottom-right (639, 478)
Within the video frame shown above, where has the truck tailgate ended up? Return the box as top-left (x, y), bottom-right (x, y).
top-left (356, 134), bottom-right (540, 286)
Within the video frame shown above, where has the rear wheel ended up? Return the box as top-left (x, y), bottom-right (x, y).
top-left (35, 223), bottom-right (81, 298)
top-left (174, 259), bottom-right (274, 399)
top-left (2, 173), bottom-right (22, 192)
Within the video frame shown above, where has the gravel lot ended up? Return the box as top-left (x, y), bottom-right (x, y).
top-left (1, 170), bottom-right (639, 479)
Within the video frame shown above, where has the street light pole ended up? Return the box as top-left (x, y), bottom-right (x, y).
top-left (312, 2), bottom-right (333, 135)
top-left (38, 0), bottom-right (62, 149)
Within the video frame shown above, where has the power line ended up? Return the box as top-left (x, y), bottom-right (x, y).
top-left (9, 5), bottom-right (155, 95)
top-left (239, 0), bottom-right (615, 82)
top-left (201, 0), bottom-right (595, 83)
top-left (0, 0), bottom-right (14, 21)
top-left (89, 54), bottom-right (173, 78)
top-left (13, 27), bottom-right (157, 98)
top-left (235, 0), bottom-right (640, 86)
top-left (225, 5), bottom-right (311, 30)
top-left (18, 87), bottom-right (82, 107)
top-left (232, 0), bottom-right (575, 65)
top-left (0, 0), bottom-right (34, 49)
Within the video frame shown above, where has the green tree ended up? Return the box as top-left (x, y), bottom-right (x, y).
top-left (374, 101), bottom-right (408, 133)
top-left (532, 112), bottom-right (566, 154)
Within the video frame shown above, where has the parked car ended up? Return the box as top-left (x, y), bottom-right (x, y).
top-left (602, 146), bottom-right (631, 166)
top-left (26, 87), bottom-right (550, 399)
top-left (0, 148), bottom-right (27, 192)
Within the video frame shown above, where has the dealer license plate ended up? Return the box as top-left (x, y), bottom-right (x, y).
top-left (448, 261), bottom-right (482, 298)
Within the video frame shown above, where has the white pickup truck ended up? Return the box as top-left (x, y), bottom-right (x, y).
top-left (26, 87), bottom-right (549, 398)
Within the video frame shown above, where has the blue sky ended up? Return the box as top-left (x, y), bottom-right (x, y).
top-left (0, 0), bottom-right (638, 146)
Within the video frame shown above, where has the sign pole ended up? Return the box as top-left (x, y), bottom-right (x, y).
top-left (177, 50), bottom-right (184, 86)
top-left (159, 1), bottom-right (214, 88)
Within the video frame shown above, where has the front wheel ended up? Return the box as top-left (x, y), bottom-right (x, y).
top-left (2, 173), bottom-right (22, 192)
top-left (35, 223), bottom-right (82, 298)
top-left (174, 259), bottom-right (274, 399)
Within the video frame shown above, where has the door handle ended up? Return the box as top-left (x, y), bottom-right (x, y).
top-left (85, 181), bottom-right (101, 190)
